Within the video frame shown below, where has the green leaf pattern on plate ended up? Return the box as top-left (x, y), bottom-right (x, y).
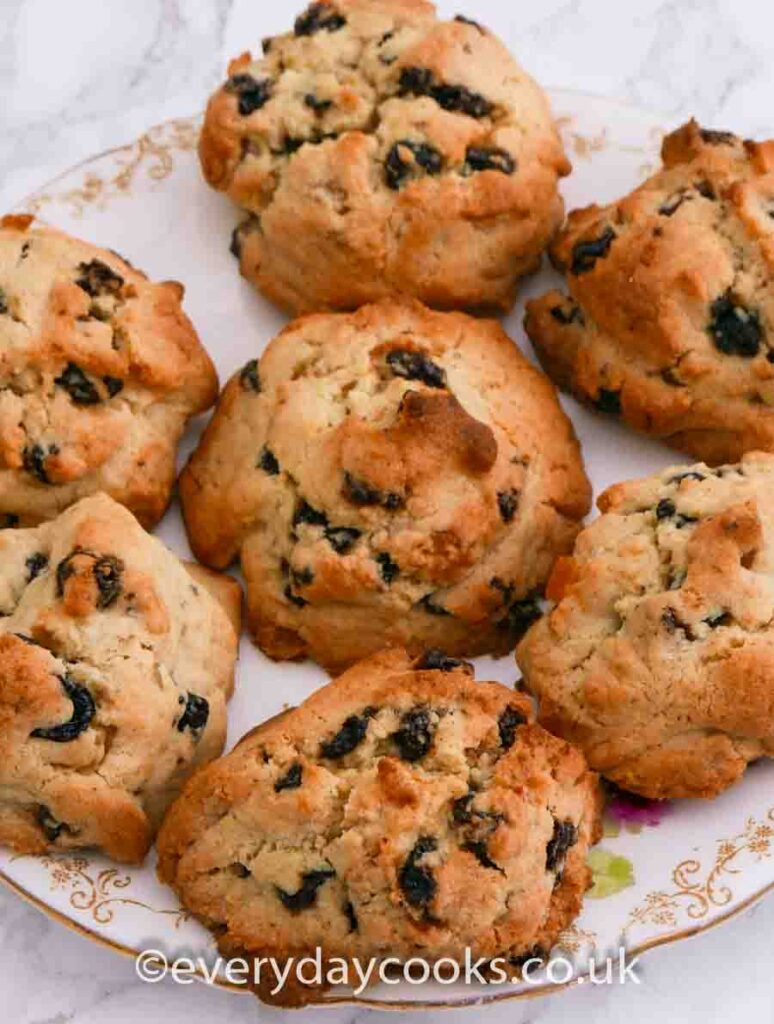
top-left (587, 847), bottom-right (635, 899)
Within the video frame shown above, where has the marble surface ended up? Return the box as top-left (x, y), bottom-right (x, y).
top-left (2, 0), bottom-right (774, 1021)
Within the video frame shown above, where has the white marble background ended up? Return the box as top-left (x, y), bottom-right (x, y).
top-left (2, 0), bottom-right (774, 1021)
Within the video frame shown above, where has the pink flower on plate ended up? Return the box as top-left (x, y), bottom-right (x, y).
top-left (603, 787), bottom-right (671, 836)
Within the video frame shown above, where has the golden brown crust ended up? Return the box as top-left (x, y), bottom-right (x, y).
top-left (201, 0), bottom-right (569, 314)
top-left (179, 299), bottom-right (590, 672)
top-left (517, 450), bottom-right (774, 799)
top-left (157, 648), bottom-right (601, 1006)
top-left (0, 218), bottom-right (218, 528)
top-left (0, 493), bottom-right (240, 863)
top-left (525, 120), bottom-right (774, 465)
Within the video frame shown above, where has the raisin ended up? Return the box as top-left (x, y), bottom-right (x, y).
top-left (0, 289), bottom-right (7, 314)
top-left (595, 387), bottom-right (621, 415)
top-left (709, 293), bottom-right (762, 357)
top-left (23, 443), bottom-right (59, 484)
top-left (291, 567), bottom-right (314, 588)
top-left (399, 836), bottom-right (437, 908)
top-left (1, 514), bottom-right (19, 528)
top-left (655, 500), bottom-right (697, 529)
top-left (462, 840), bottom-right (502, 873)
top-left (700, 127), bottom-right (736, 145)
top-left (393, 707), bottom-right (434, 762)
top-left (282, 137), bottom-right (304, 155)
top-left (695, 179), bottom-right (716, 200)
top-left (344, 900), bottom-right (358, 932)
top-left (103, 376), bottom-right (123, 398)
top-left (398, 66), bottom-right (434, 95)
top-left (304, 93), bottom-right (332, 112)
top-left (451, 792), bottom-right (475, 826)
top-left (75, 259), bottom-right (124, 297)
top-left (509, 946), bottom-right (546, 969)
top-left (26, 552), bottom-right (48, 581)
top-left (226, 74), bottom-right (272, 116)
top-left (498, 705), bottom-right (526, 750)
top-left (342, 472), bottom-right (402, 510)
top-left (229, 224), bottom-right (242, 259)
top-left (284, 583), bottom-right (308, 608)
top-left (258, 447), bottom-right (280, 475)
top-left (661, 367), bottom-right (685, 386)
top-left (454, 802), bottom-right (505, 878)
top-left (432, 83), bottom-right (492, 118)
top-left (88, 303), bottom-right (111, 323)
top-left (325, 526), bottom-right (361, 553)
top-left (414, 650), bottom-right (470, 673)
top-left (570, 227), bottom-right (616, 274)
top-left (385, 140), bottom-right (443, 190)
top-left (376, 552), bottom-right (399, 583)
top-left (54, 362), bottom-right (101, 405)
top-left (464, 146), bottom-right (515, 175)
top-left (177, 692), bottom-right (209, 734)
top-left (55, 551), bottom-right (78, 596)
top-left (239, 359), bottom-right (261, 392)
top-left (417, 593), bottom-right (450, 616)
top-left (385, 348), bottom-right (446, 387)
top-left (13, 632), bottom-right (39, 645)
top-left (37, 805), bottom-right (68, 842)
top-left (497, 489), bottom-right (519, 523)
top-left (454, 14), bottom-right (484, 31)
top-left (705, 610), bottom-right (732, 628)
top-left (398, 66), bottom-right (493, 118)
top-left (276, 868), bottom-right (336, 911)
top-left (656, 498), bottom-right (676, 520)
top-left (294, 3), bottom-right (346, 35)
top-left (320, 707), bottom-right (376, 759)
top-left (670, 471), bottom-right (705, 484)
top-left (658, 189), bottom-right (690, 216)
top-left (31, 674), bottom-right (96, 743)
top-left (545, 818), bottom-right (577, 873)
top-left (294, 501), bottom-right (328, 529)
top-left (662, 607), bottom-right (694, 639)
top-left (499, 595), bottom-right (542, 637)
top-left (92, 556), bottom-right (124, 608)
top-left (274, 762), bottom-right (303, 792)
top-left (550, 303), bottom-right (584, 326)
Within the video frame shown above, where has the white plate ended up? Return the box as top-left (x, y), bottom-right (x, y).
top-left (3, 91), bottom-right (774, 1010)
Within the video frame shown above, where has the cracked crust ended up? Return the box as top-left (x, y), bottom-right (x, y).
top-left (157, 648), bottom-right (601, 1007)
top-left (517, 450), bottom-right (774, 799)
top-left (201, 0), bottom-right (569, 314)
top-left (179, 300), bottom-right (590, 672)
top-left (0, 215), bottom-right (218, 529)
top-left (525, 120), bottom-right (774, 465)
top-left (0, 493), bottom-right (240, 863)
